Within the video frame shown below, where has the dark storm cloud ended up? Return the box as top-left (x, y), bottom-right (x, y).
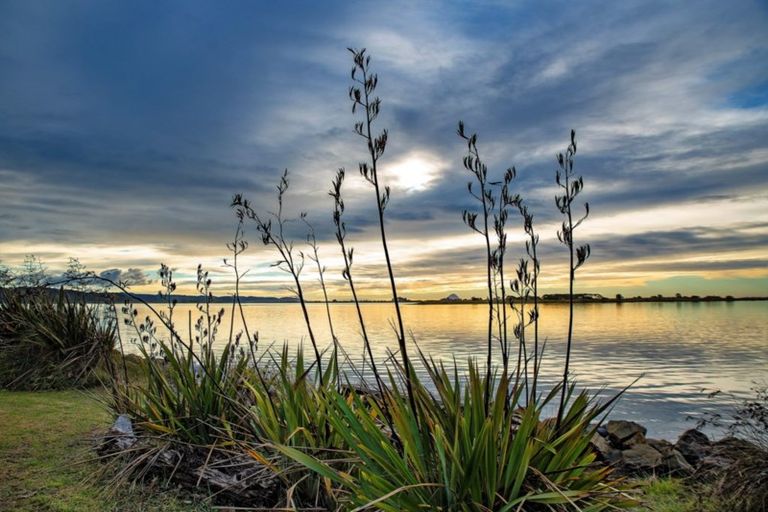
top-left (0, 0), bottom-right (766, 289)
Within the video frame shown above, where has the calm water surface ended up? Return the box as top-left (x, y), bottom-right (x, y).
top-left (120, 301), bottom-right (768, 440)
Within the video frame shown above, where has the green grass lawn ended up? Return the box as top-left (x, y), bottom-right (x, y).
top-left (0, 389), bottom-right (209, 512)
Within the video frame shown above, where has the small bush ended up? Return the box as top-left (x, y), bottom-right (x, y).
top-left (270, 356), bottom-right (633, 510)
top-left (714, 386), bottom-right (768, 511)
top-left (0, 288), bottom-right (116, 390)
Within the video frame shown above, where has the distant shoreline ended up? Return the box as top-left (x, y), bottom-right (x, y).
top-left (414, 296), bottom-right (768, 305)
top-left (3, 287), bottom-right (766, 305)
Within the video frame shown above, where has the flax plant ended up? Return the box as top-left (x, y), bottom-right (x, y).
top-left (302, 215), bottom-right (340, 385)
top-left (115, 267), bottom-right (251, 445)
top-left (275, 355), bottom-right (632, 511)
top-left (233, 171), bottom-right (325, 381)
top-left (94, 48), bottom-right (633, 511)
top-left (329, 168), bottom-right (386, 401)
top-left (0, 287), bottom-right (117, 390)
top-left (515, 198), bottom-right (543, 402)
top-left (348, 47), bottom-right (415, 414)
top-left (457, 121), bottom-right (499, 410)
top-left (554, 130), bottom-right (591, 427)
top-left (225, 200), bottom-right (258, 362)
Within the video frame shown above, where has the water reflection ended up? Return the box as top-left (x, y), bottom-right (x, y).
top-left (119, 301), bottom-right (768, 439)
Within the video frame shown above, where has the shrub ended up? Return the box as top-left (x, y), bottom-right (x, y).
top-left (0, 288), bottom-right (116, 390)
top-left (274, 356), bottom-right (632, 510)
top-left (709, 385), bottom-right (768, 512)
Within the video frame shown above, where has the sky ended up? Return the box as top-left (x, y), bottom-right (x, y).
top-left (0, 0), bottom-right (767, 299)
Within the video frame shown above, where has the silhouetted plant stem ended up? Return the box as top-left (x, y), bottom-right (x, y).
top-left (330, 169), bottom-right (400, 444)
top-left (509, 256), bottom-right (534, 406)
top-left (519, 202), bottom-right (541, 402)
top-left (234, 174), bottom-right (324, 381)
top-left (225, 205), bottom-right (259, 367)
top-left (495, 167), bottom-right (518, 378)
top-left (158, 264), bottom-right (178, 358)
top-left (555, 130), bottom-right (591, 428)
top-left (303, 215), bottom-right (340, 386)
top-left (348, 48), bottom-right (415, 415)
top-left (458, 121), bottom-right (496, 412)
top-left (330, 168), bottom-right (386, 399)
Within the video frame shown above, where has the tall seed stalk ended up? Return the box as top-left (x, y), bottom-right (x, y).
top-left (495, 167), bottom-right (518, 377)
top-left (232, 173), bottom-right (324, 380)
top-left (457, 121), bottom-right (498, 411)
top-left (302, 215), bottom-right (340, 385)
top-left (329, 168), bottom-right (386, 399)
top-left (555, 129), bottom-right (591, 427)
top-left (225, 202), bottom-right (258, 365)
top-left (516, 199), bottom-right (542, 402)
top-left (348, 48), bottom-right (415, 413)
top-left (158, 263), bottom-right (178, 357)
top-left (509, 257), bottom-right (534, 404)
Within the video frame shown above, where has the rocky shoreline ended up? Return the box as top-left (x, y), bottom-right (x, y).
top-left (99, 415), bottom-right (765, 508)
top-left (591, 419), bottom-right (761, 478)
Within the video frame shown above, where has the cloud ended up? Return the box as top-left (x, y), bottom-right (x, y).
top-left (0, 0), bottom-right (766, 296)
top-left (99, 268), bottom-right (152, 286)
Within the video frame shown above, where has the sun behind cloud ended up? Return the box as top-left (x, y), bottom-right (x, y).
top-left (382, 152), bottom-right (445, 193)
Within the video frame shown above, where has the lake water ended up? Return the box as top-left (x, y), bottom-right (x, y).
top-left (118, 301), bottom-right (768, 440)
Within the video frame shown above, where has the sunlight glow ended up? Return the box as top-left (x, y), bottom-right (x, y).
top-left (382, 153), bottom-right (445, 192)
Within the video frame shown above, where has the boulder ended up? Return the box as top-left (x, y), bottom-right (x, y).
top-left (647, 438), bottom-right (673, 456)
top-left (605, 420), bottom-right (646, 448)
top-left (620, 443), bottom-right (662, 474)
top-left (590, 433), bottom-right (622, 463)
top-left (661, 449), bottom-right (694, 476)
top-left (676, 429), bottom-right (711, 465)
top-left (112, 414), bottom-right (134, 436)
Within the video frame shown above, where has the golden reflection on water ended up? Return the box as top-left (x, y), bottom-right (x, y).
top-left (121, 301), bottom-right (768, 439)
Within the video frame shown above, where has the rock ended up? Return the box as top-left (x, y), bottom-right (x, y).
top-left (647, 438), bottom-right (673, 456)
top-left (605, 420), bottom-right (647, 448)
top-left (591, 433), bottom-right (622, 463)
top-left (100, 414), bottom-right (137, 452)
top-left (676, 429), bottom-right (711, 465)
top-left (621, 443), bottom-right (662, 474)
top-left (662, 449), bottom-right (694, 476)
top-left (112, 414), bottom-right (134, 436)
